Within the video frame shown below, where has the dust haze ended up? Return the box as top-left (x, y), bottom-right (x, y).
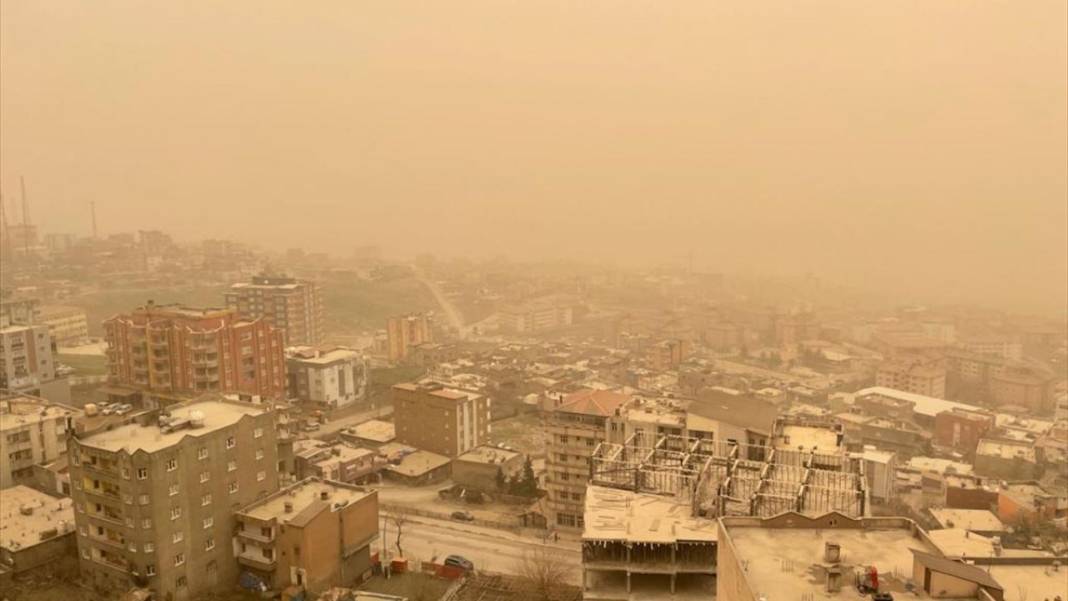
top-left (2, 1), bottom-right (1066, 314)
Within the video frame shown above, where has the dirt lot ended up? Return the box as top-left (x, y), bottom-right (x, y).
top-left (488, 412), bottom-right (545, 458)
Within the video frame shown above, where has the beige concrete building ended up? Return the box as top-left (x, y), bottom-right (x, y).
top-left (68, 398), bottom-right (280, 600)
top-left (36, 305), bottom-right (90, 347)
top-left (392, 381), bottom-right (489, 458)
top-left (0, 393), bottom-right (79, 489)
top-left (386, 313), bottom-right (433, 362)
top-left (226, 275), bottom-right (323, 346)
top-left (0, 322), bottom-right (70, 402)
top-left (233, 477), bottom-right (379, 594)
top-left (544, 389), bottom-right (633, 529)
top-left (876, 357), bottom-right (947, 398)
top-left (499, 299), bottom-right (574, 333)
top-left (452, 445), bottom-right (523, 492)
top-left (286, 346), bottom-right (367, 409)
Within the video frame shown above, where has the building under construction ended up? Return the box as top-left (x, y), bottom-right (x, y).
top-left (580, 418), bottom-right (868, 600)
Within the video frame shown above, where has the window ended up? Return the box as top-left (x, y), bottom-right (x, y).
top-left (228, 482), bottom-right (238, 494)
top-left (121, 467), bottom-right (130, 479)
top-left (129, 542), bottom-right (138, 552)
top-left (200, 471), bottom-right (210, 483)
top-left (226, 437), bottom-right (235, 449)
top-left (256, 471), bottom-right (266, 482)
top-left (176, 575), bottom-right (187, 588)
top-left (169, 484), bottom-right (179, 496)
top-left (165, 458), bottom-right (177, 472)
top-left (78, 526), bottom-right (87, 537)
top-left (81, 548), bottom-right (90, 559)
top-left (227, 461), bottom-right (237, 472)
top-left (142, 518), bottom-right (152, 529)
top-left (125, 517), bottom-right (135, 528)
top-left (172, 531), bottom-right (183, 543)
top-left (198, 447), bottom-right (209, 460)
top-left (201, 493), bottom-right (212, 506)
top-left (253, 427), bottom-right (263, 439)
top-left (137, 468), bottom-right (148, 480)
top-left (255, 449), bottom-right (264, 460)
top-left (139, 494), bottom-right (150, 505)
top-left (204, 537), bottom-right (215, 551)
top-left (146, 564), bottom-right (156, 576)
top-left (123, 493), bottom-right (134, 505)
top-left (203, 517), bottom-right (214, 529)
top-left (174, 554), bottom-right (185, 567)
top-left (170, 507), bottom-right (181, 520)
top-left (144, 543), bottom-right (154, 553)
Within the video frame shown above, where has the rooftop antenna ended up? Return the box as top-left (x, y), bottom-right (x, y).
top-left (19, 176), bottom-right (30, 256)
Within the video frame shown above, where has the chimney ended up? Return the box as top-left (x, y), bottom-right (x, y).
top-left (284, 501), bottom-right (293, 513)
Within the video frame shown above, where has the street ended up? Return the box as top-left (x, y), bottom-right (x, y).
top-left (378, 511), bottom-right (583, 584)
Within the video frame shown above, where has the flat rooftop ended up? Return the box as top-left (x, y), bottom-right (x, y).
top-left (345, 419), bottom-right (395, 443)
top-left (0, 395), bottom-right (78, 431)
top-left (584, 485), bottom-right (716, 544)
top-left (288, 346), bottom-right (360, 364)
top-left (777, 424), bottom-right (841, 452)
top-left (724, 520), bottom-right (937, 599)
top-left (457, 445), bottom-right (520, 465)
top-left (0, 486), bottom-right (74, 551)
top-left (928, 509), bottom-right (1005, 533)
top-left (378, 444), bottom-right (451, 477)
top-left (976, 439), bottom-right (1037, 462)
top-left (77, 400), bottom-right (266, 454)
top-left (986, 563), bottom-right (1068, 601)
top-left (239, 477), bottom-right (372, 523)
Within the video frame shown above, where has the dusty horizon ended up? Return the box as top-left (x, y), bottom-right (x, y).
top-left (2, 1), bottom-right (1065, 315)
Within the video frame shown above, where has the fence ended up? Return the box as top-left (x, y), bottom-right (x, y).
top-left (380, 503), bottom-right (523, 534)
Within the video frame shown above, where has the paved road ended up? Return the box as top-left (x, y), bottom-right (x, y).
top-left (378, 511), bottom-right (582, 584)
top-left (311, 405), bottom-right (393, 439)
top-left (412, 267), bottom-right (470, 339)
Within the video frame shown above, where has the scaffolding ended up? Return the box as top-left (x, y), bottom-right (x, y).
top-left (590, 433), bottom-right (868, 519)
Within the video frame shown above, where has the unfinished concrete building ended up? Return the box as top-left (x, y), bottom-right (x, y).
top-left (581, 431), bottom-right (868, 599)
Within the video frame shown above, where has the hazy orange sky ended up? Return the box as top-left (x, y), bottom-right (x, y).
top-left (2, 1), bottom-right (1065, 314)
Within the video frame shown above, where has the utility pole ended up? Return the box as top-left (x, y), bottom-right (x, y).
top-left (19, 176), bottom-right (30, 256)
top-left (90, 201), bottom-right (99, 238)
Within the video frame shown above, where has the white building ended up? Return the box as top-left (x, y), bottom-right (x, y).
top-left (36, 305), bottom-right (90, 347)
top-left (0, 322), bottom-right (70, 402)
top-left (286, 346), bottom-right (367, 408)
top-left (0, 393), bottom-right (79, 489)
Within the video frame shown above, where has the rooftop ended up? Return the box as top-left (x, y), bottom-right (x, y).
top-left (0, 395), bottom-right (78, 432)
top-left (556, 389), bottom-right (633, 417)
top-left (76, 400), bottom-right (267, 454)
top-left (583, 485), bottom-right (716, 543)
top-left (975, 439), bottom-right (1037, 462)
top-left (377, 443), bottom-right (451, 477)
top-left (345, 419), bottom-right (395, 443)
top-left (722, 516), bottom-right (939, 600)
top-left (238, 477), bottom-right (373, 524)
top-left (928, 509), bottom-right (1005, 533)
top-left (0, 486), bottom-right (74, 551)
top-left (287, 345), bottom-right (361, 364)
top-left (855, 386), bottom-right (980, 418)
top-left (457, 445), bottom-right (520, 465)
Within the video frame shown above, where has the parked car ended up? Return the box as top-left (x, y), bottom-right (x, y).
top-left (114, 404), bottom-right (133, 416)
top-left (444, 555), bottom-right (474, 572)
top-left (450, 511), bottom-right (474, 522)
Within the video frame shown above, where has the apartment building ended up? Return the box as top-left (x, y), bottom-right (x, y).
top-left (385, 313), bottom-right (433, 362)
top-left (0, 322), bottom-right (70, 402)
top-left (36, 305), bottom-right (90, 347)
top-left (990, 367), bottom-right (1056, 413)
top-left (499, 299), bottom-right (574, 333)
top-left (392, 381), bottom-right (488, 457)
top-left (286, 346), bottom-right (367, 409)
top-left (233, 478), bottom-right (379, 594)
top-left (0, 393), bottom-right (79, 489)
top-left (544, 388), bottom-right (633, 529)
top-left (933, 409), bottom-right (994, 456)
top-left (104, 302), bottom-right (286, 401)
top-left (876, 357), bottom-right (947, 399)
top-left (226, 274), bottom-right (323, 346)
top-left (960, 337), bottom-right (1023, 361)
top-left (68, 398), bottom-right (280, 600)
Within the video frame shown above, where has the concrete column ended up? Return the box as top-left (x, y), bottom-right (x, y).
top-left (626, 571), bottom-right (631, 593)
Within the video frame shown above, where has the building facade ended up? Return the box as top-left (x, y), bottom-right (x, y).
top-left (226, 275), bottom-right (323, 346)
top-left (104, 302), bottom-right (286, 400)
top-left (0, 393), bottom-right (79, 489)
top-left (286, 346), bottom-right (367, 409)
top-left (876, 357), bottom-right (947, 399)
top-left (233, 478), bottom-right (379, 594)
top-left (499, 300), bottom-right (573, 333)
top-left (386, 314), bottom-right (433, 362)
top-left (0, 322), bottom-right (69, 401)
top-left (36, 305), bottom-right (90, 347)
top-left (392, 382), bottom-right (489, 458)
top-left (544, 389), bottom-right (633, 529)
top-left (68, 399), bottom-right (280, 600)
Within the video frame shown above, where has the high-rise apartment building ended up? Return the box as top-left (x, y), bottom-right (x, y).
top-left (286, 346), bottom-right (367, 409)
top-left (226, 275), bottom-right (323, 346)
top-left (104, 302), bottom-right (285, 400)
top-left (386, 314), bottom-right (433, 362)
top-left (544, 389), bottom-right (633, 529)
top-left (392, 381), bottom-right (488, 458)
top-left (36, 305), bottom-right (90, 346)
top-left (0, 321), bottom-right (70, 402)
top-left (875, 356), bottom-right (946, 398)
top-left (68, 398), bottom-right (280, 600)
top-left (0, 393), bottom-right (79, 489)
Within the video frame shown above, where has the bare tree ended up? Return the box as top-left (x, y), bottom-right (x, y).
top-left (391, 510), bottom-right (411, 558)
top-left (514, 545), bottom-right (576, 600)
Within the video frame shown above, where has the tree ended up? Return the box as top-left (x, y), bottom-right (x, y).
top-left (495, 466), bottom-right (506, 491)
top-left (514, 458), bottom-right (538, 497)
top-left (515, 546), bottom-right (576, 600)
top-left (391, 510), bottom-right (411, 558)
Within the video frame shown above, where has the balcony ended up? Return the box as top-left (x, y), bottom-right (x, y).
top-left (83, 485), bottom-right (121, 501)
top-left (89, 532), bottom-right (127, 550)
top-left (82, 461), bottom-right (120, 477)
top-left (87, 509), bottom-right (126, 526)
top-left (236, 551), bottom-right (276, 571)
top-left (236, 526), bottom-right (275, 543)
top-left (91, 551), bottom-right (129, 573)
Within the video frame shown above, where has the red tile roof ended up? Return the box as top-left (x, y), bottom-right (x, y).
top-left (556, 389), bottom-right (632, 417)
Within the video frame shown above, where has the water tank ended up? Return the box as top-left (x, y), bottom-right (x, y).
top-left (188, 410), bottom-right (206, 428)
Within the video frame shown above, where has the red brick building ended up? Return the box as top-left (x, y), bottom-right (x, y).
top-left (104, 301), bottom-right (286, 399)
top-left (933, 408), bottom-right (994, 456)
